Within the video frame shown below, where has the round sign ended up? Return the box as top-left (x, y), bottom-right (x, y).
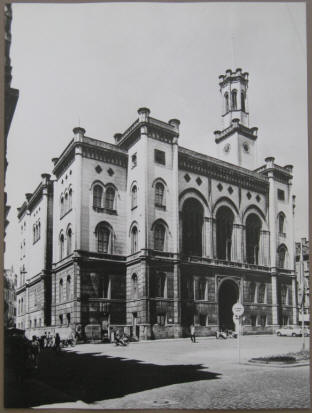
top-left (232, 302), bottom-right (244, 317)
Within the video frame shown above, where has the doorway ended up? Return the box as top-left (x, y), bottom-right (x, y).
top-left (218, 279), bottom-right (239, 331)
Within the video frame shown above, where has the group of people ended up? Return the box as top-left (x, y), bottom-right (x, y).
top-left (113, 329), bottom-right (129, 346)
top-left (6, 329), bottom-right (77, 383)
top-left (189, 324), bottom-right (238, 342)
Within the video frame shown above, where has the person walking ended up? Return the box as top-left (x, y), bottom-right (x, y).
top-left (30, 336), bottom-right (40, 368)
top-left (54, 333), bottom-right (61, 352)
top-left (190, 323), bottom-right (196, 343)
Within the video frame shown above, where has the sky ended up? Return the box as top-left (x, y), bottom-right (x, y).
top-left (5, 2), bottom-right (308, 269)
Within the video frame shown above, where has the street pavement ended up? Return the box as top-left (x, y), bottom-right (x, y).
top-left (6, 335), bottom-right (310, 409)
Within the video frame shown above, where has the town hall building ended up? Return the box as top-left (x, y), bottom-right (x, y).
top-left (15, 68), bottom-right (297, 340)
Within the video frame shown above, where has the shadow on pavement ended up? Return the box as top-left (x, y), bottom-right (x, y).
top-left (5, 348), bottom-right (221, 408)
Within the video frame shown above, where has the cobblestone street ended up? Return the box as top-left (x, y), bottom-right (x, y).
top-left (6, 334), bottom-right (310, 409)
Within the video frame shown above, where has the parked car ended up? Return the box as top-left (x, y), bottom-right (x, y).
top-left (276, 326), bottom-right (307, 337)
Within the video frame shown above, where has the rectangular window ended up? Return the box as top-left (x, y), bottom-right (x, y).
top-left (154, 149), bottom-right (166, 165)
top-left (251, 315), bottom-right (257, 327)
top-left (199, 314), bottom-right (207, 326)
top-left (277, 189), bottom-right (285, 201)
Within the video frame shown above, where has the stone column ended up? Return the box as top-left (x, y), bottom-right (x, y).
top-left (173, 263), bottom-right (182, 337)
top-left (291, 277), bottom-right (297, 325)
top-left (204, 217), bottom-right (213, 257)
top-left (241, 225), bottom-right (246, 262)
top-left (271, 275), bottom-right (278, 326)
top-left (260, 230), bottom-right (270, 266)
top-left (233, 224), bottom-right (243, 262)
top-left (212, 219), bottom-right (217, 258)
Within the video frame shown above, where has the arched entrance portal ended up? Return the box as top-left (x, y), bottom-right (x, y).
top-left (218, 280), bottom-right (239, 331)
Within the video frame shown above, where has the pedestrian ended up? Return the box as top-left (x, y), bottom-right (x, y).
top-left (54, 333), bottom-right (61, 352)
top-left (30, 335), bottom-right (40, 368)
top-left (39, 335), bottom-right (45, 351)
top-left (190, 324), bottom-right (196, 343)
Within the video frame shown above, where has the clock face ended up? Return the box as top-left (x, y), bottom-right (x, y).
top-left (224, 143), bottom-right (231, 153)
top-left (243, 142), bottom-right (249, 153)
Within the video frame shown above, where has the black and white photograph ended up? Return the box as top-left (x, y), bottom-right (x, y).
top-left (3, 1), bottom-right (310, 409)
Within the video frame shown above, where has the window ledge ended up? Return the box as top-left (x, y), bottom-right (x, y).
top-left (155, 204), bottom-right (166, 211)
top-left (93, 206), bottom-right (117, 215)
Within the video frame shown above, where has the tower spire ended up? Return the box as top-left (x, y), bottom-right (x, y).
top-left (214, 69), bottom-right (258, 170)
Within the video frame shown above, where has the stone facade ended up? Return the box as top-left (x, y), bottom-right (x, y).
top-left (16, 69), bottom-right (297, 340)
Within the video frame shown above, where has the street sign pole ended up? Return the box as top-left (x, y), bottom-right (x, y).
top-left (232, 303), bottom-right (244, 364)
top-left (238, 318), bottom-right (240, 364)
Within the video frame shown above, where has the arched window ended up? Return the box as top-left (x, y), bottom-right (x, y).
top-left (59, 233), bottom-right (65, 260)
top-left (93, 185), bottom-right (103, 209)
top-left (278, 213), bottom-right (285, 235)
top-left (132, 273), bottom-right (138, 299)
top-left (66, 276), bottom-right (71, 301)
top-left (21, 298), bottom-right (24, 313)
top-left (241, 92), bottom-right (245, 112)
top-left (29, 320), bottom-right (32, 329)
top-left (105, 187), bottom-right (115, 210)
top-left (131, 226), bottom-right (138, 254)
top-left (216, 206), bottom-right (234, 261)
top-left (278, 245), bottom-right (287, 269)
top-left (38, 221), bottom-right (41, 240)
top-left (69, 188), bottom-right (72, 209)
top-left (34, 319), bottom-right (37, 328)
top-left (131, 185), bottom-right (137, 209)
top-left (156, 273), bottom-right (166, 298)
top-left (258, 283), bottom-right (266, 304)
top-left (154, 223), bottom-right (166, 251)
top-left (33, 225), bottom-right (36, 243)
top-left (96, 224), bottom-right (111, 253)
top-left (59, 279), bottom-right (63, 303)
top-left (60, 195), bottom-right (64, 216)
top-left (65, 192), bottom-right (69, 213)
top-left (155, 182), bottom-right (165, 207)
top-left (231, 90), bottom-right (237, 110)
top-left (224, 93), bottom-right (229, 113)
top-left (67, 227), bottom-right (72, 255)
top-left (182, 198), bottom-right (204, 256)
top-left (18, 299), bottom-right (20, 315)
top-left (246, 214), bottom-right (262, 265)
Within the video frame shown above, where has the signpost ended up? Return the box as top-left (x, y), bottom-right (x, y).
top-left (232, 302), bottom-right (244, 364)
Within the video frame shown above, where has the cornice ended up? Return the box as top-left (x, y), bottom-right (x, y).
top-left (178, 147), bottom-right (269, 194)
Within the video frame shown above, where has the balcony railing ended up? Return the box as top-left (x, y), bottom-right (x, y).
top-left (181, 255), bottom-right (270, 272)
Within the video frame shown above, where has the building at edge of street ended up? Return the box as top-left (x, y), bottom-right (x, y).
top-left (295, 238), bottom-right (310, 326)
top-left (15, 68), bottom-right (298, 340)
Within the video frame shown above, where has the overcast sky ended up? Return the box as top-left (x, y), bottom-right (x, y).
top-left (5, 2), bottom-right (308, 269)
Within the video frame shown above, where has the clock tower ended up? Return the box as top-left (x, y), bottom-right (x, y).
top-left (214, 68), bottom-right (258, 170)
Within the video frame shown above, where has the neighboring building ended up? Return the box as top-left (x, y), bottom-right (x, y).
top-left (15, 175), bottom-right (53, 331)
top-left (4, 4), bottom-right (19, 247)
top-left (4, 267), bottom-right (17, 328)
top-left (16, 68), bottom-right (297, 340)
top-left (295, 238), bottom-right (309, 326)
